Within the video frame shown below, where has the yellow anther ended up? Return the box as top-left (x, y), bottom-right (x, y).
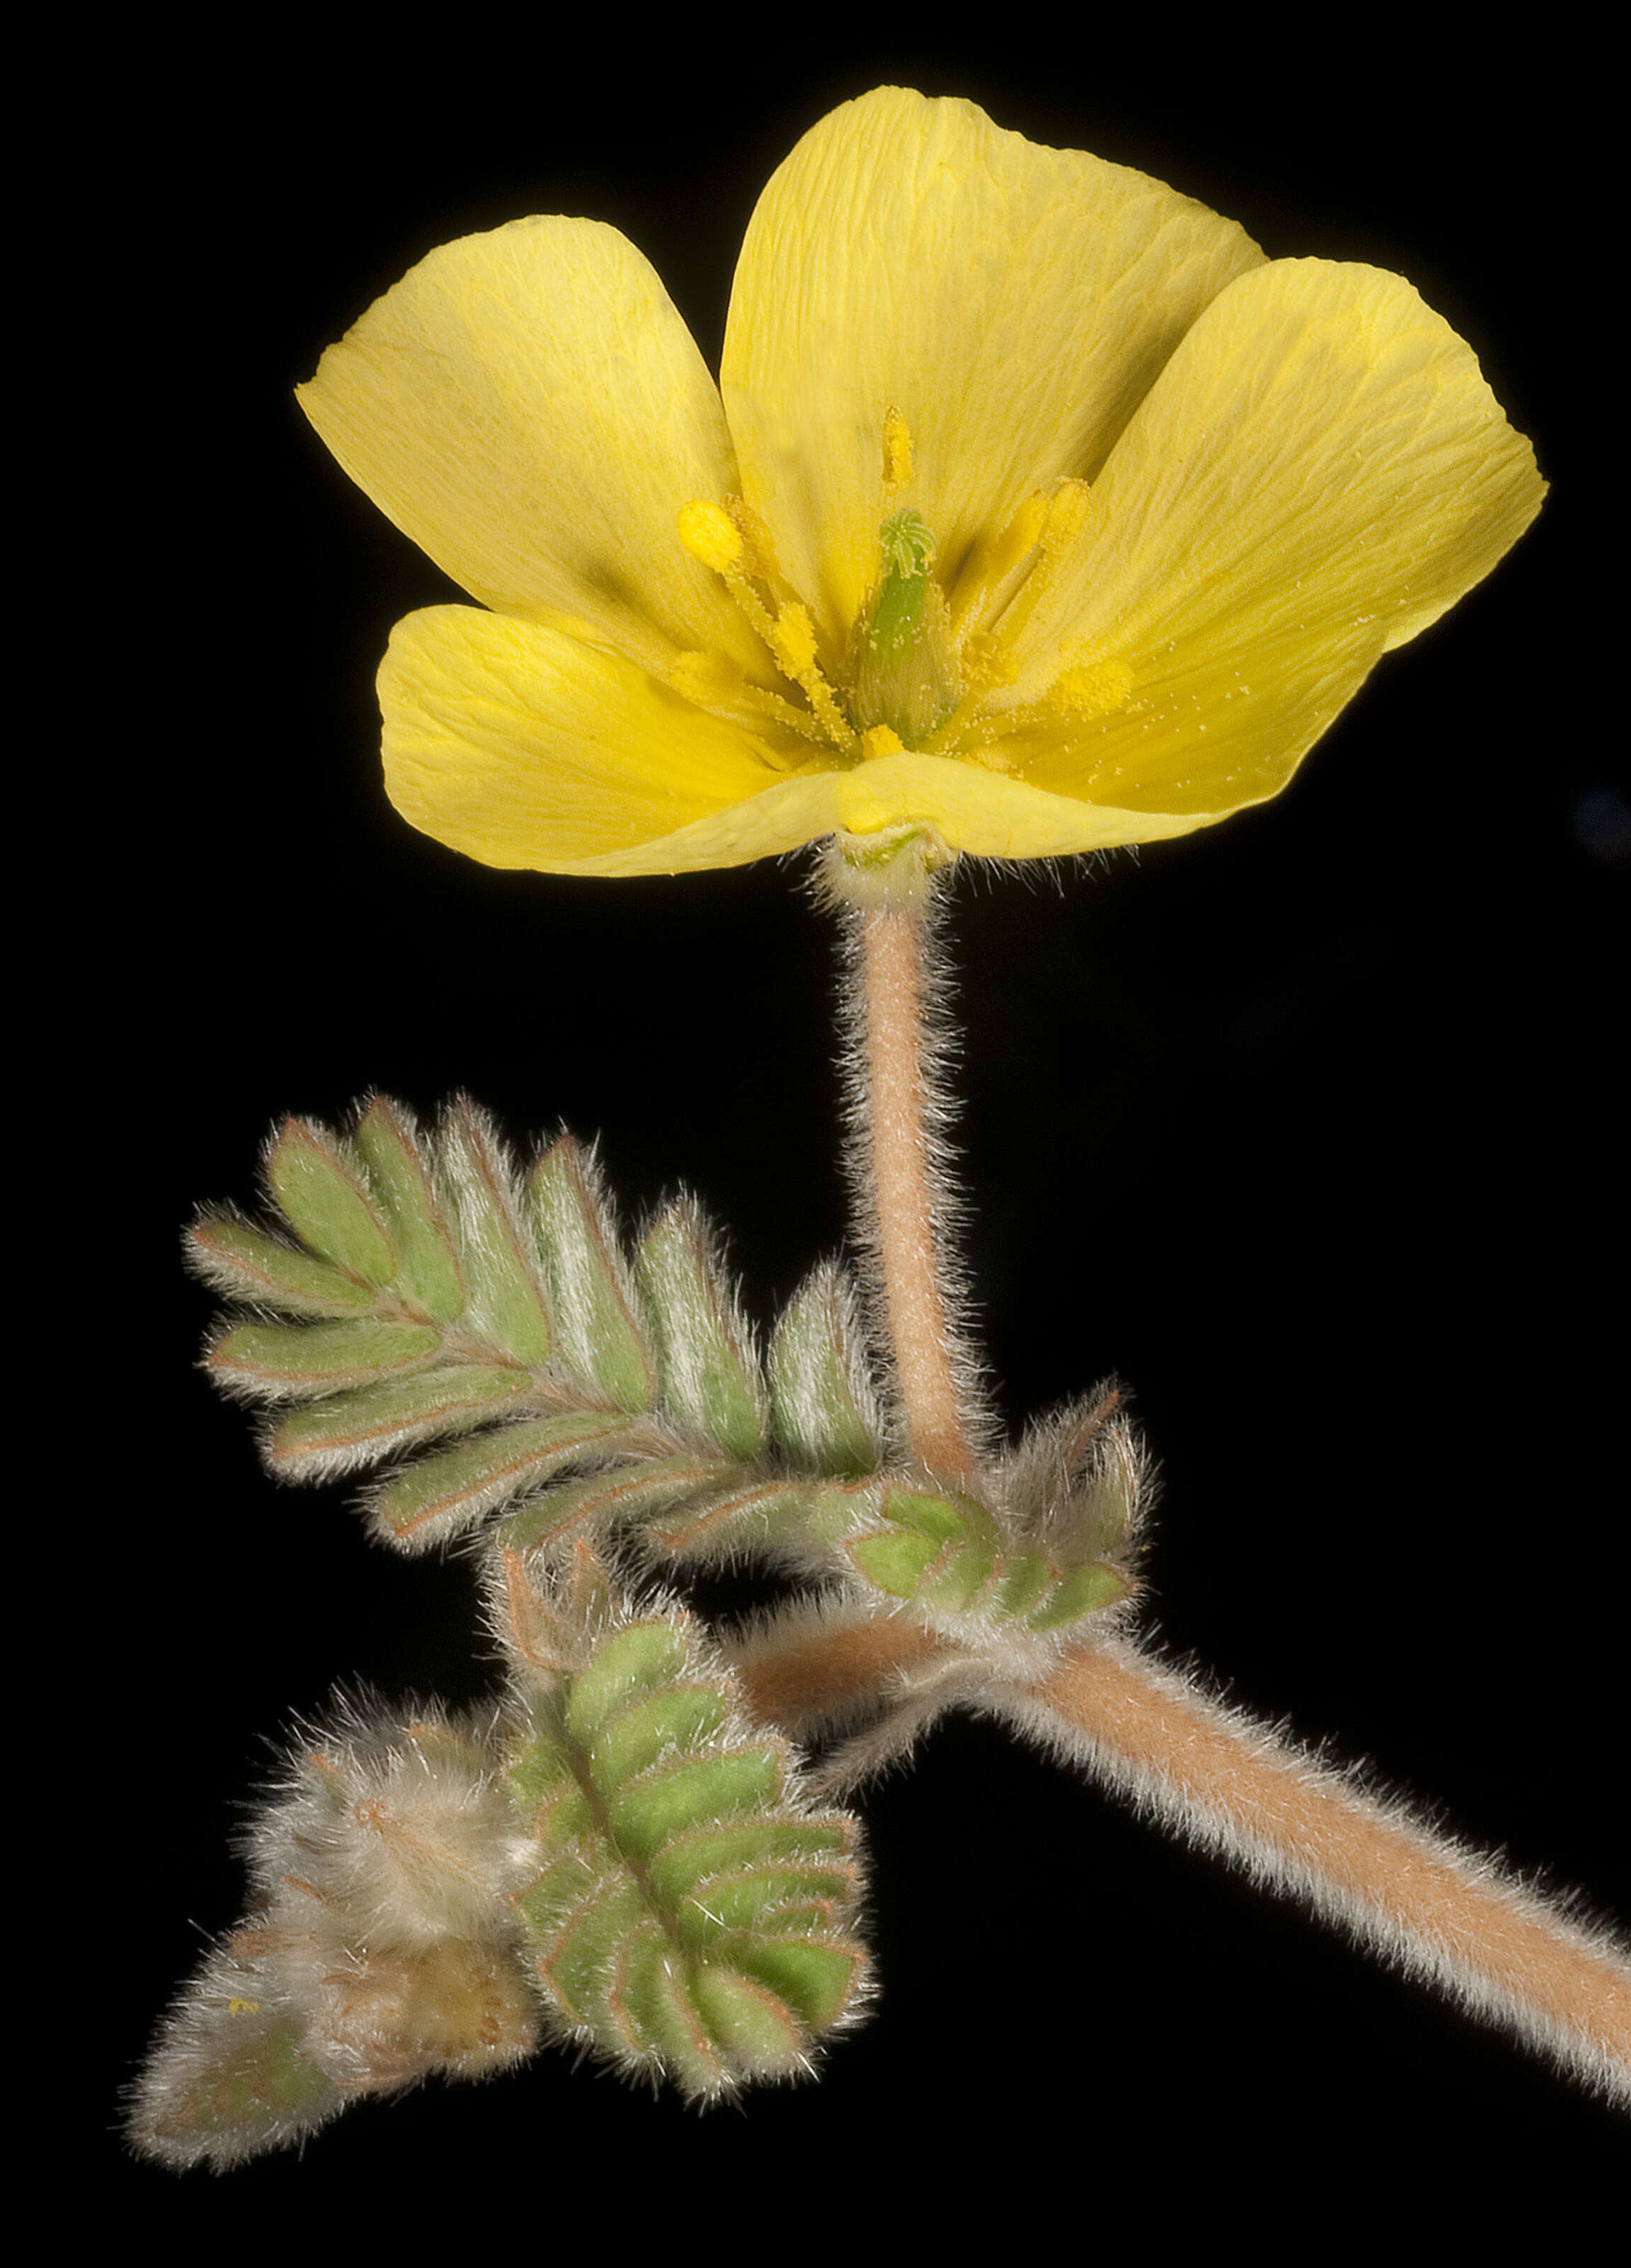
top-left (765, 601), bottom-right (853, 746)
top-left (771, 603), bottom-right (819, 679)
top-left (958, 628), bottom-right (1023, 695)
top-left (677, 500), bottom-right (744, 576)
top-left (948, 491), bottom-right (1047, 637)
top-left (1053, 657), bottom-right (1135, 718)
top-left (858, 724), bottom-right (904, 760)
top-left (672, 644), bottom-right (832, 750)
top-left (1041, 478), bottom-right (1091, 552)
top-left (670, 650), bottom-right (744, 708)
top-left (675, 501), bottom-right (853, 748)
top-left (950, 477), bottom-right (1094, 669)
top-left (882, 407), bottom-right (914, 490)
top-left (961, 656), bottom-right (1135, 753)
top-left (987, 492), bottom-right (1049, 583)
top-left (725, 495), bottom-right (783, 583)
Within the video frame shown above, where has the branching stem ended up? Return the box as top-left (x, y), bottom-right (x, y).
top-left (815, 850), bottom-right (1630, 2109)
top-left (1008, 1639), bottom-right (1631, 2105)
top-left (730, 1608), bottom-right (1631, 2105)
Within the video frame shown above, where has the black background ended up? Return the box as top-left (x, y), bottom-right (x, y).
top-left (95, 19), bottom-right (1623, 2219)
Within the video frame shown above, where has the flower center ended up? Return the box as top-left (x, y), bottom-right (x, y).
top-left (674, 411), bottom-right (1132, 778)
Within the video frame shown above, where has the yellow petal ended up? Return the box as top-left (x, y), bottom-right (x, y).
top-left (721, 87), bottom-right (1263, 641)
top-left (557, 753), bottom-right (1207, 873)
top-left (980, 612), bottom-right (1390, 826)
top-left (379, 608), bottom-right (1210, 874)
top-left (1008, 258), bottom-right (1544, 816)
top-left (379, 608), bottom-right (790, 870)
top-left (817, 751), bottom-right (1207, 861)
top-left (299, 218), bottom-right (755, 679)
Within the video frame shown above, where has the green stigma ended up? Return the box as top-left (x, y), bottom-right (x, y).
top-left (868, 511), bottom-right (936, 659)
top-left (848, 510), bottom-right (957, 747)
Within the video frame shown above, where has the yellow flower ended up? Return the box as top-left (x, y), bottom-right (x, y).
top-left (299, 89), bottom-right (1543, 877)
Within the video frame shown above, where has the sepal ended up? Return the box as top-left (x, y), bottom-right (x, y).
top-left (126, 1941), bottom-right (344, 2171)
top-left (128, 1701), bottom-right (538, 2171)
top-left (999, 1382), bottom-right (1153, 1566)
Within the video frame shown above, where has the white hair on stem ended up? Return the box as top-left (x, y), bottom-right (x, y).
top-left (816, 848), bottom-right (998, 1485)
top-left (988, 1634), bottom-right (1631, 2109)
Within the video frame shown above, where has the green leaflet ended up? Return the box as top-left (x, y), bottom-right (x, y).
top-left (351, 1096), bottom-right (465, 1322)
top-left (644, 1816), bottom-right (855, 1913)
top-left (508, 1607), bottom-right (869, 2101)
top-left (208, 1318), bottom-right (445, 1397)
top-left (499, 1456), bottom-right (729, 1555)
top-left (635, 1201), bottom-right (766, 1461)
top-left (267, 1366), bottom-right (533, 1481)
top-left (564, 1618), bottom-right (689, 1743)
top-left (644, 1476), bottom-right (824, 1558)
top-left (266, 1118), bottom-right (398, 1287)
top-left (500, 1465), bottom-right (873, 1568)
top-left (433, 1100), bottom-right (553, 1367)
top-left (1028, 1558), bottom-right (1131, 1629)
top-left (186, 1103), bottom-right (465, 1354)
top-left (185, 1218), bottom-right (380, 1316)
top-left (366, 1412), bottom-right (641, 1551)
top-left (524, 1136), bottom-right (654, 1413)
top-left (845, 1486), bottom-right (1133, 1635)
top-left (768, 1265), bottom-right (883, 1476)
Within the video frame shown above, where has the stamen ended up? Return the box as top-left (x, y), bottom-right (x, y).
top-left (1040, 479), bottom-right (1091, 552)
top-left (948, 478), bottom-right (1093, 657)
top-left (948, 491), bottom-right (1045, 637)
top-left (960, 654), bottom-right (1135, 748)
top-left (669, 650), bottom-right (744, 709)
top-left (770, 601), bottom-right (820, 680)
top-left (676, 500), bottom-right (744, 577)
top-left (984, 477), bottom-right (1091, 654)
top-left (680, 498), bottom-right (792, 666)
top-left (679, 498), bottom-right (855, 753)
top-left (953, 629), bottom-right (1023, 702)
top-left (1052, 657), bottom-right (1135, 717)
top-left (882, 407), bottom-right (914, 491)
top-left (670, 649), bottom-right (841, 753)
top-left (771, 603), bottom-right (854, 746)
top-left (724, 496), bottom-right (783, 586)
